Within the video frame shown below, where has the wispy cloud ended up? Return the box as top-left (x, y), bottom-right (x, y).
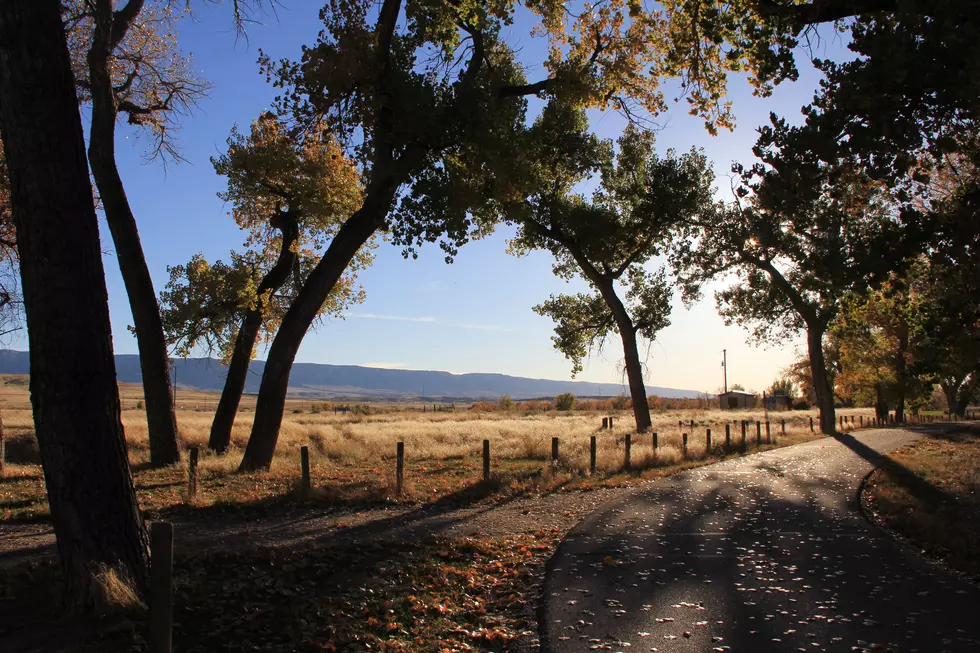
top-left (351, 313), bottom-right (516, 333)
top-left (353, 313), bottom-right (438, 323)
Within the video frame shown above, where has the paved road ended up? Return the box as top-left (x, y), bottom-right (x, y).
top-left (543, 428), bottom-right (980, 653)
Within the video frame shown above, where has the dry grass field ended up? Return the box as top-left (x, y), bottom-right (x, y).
top-left (0, 373), bottom-right (881, 522)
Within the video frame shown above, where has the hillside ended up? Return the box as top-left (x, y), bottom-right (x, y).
top-left (0, 350), bottom-right (702, 401)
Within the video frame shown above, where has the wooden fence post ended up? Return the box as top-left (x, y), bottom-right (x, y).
top-left (608, 416), bottom-right (614, 430)
top-left (705, 428), bottom-right (712, 455)
top-left (765, 421), bottom-right (771, 444)
top-left (590, 436), bottom-right (597, 476)
top-left (150, 522), bottom-right (174, 653)
top-left (741, 421), bottom-right (747, 450)
top-left (682, 433), bottom-right (688, 457)
top-left (725, 424), bottom-right (731, 449)
top-left (755, 421), bottom-right (762, 446)
top-left (810, 416), bottom-right (814, 432)
top-left (187, 447), bottom-right (198, 501)
top-left (551, 437), bottom-right (559, 467)
top-left (652, 431), bottom-right (658, 452)
top-left (624, 433), bottom-right (632, 470)
top-left (300, 446), bottom-right (311, 498)
top-left (860, 415), bottom-right (864, 427)
top-left (602, 417), bottom-right (608, 429)
top-left (483, 440), bottom-right (491, 481)
top-left (396, 442), bottom-right (404, 496)
top-left (780, 419), bottom-right (785, 435)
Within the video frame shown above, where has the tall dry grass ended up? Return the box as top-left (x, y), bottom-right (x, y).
top-left (0, 372), bottom-right (876, 474)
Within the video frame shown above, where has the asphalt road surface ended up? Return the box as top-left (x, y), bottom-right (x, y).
top-left (542, 428), bottom-right (980, 653)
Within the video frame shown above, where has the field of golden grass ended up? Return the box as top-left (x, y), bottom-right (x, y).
top-left (0, 374), bottom-right (877, 520)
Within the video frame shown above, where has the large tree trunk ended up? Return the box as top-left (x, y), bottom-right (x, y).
top-left (595, 280), bottom-right (651, 433)
top-left (874, 381), bottom-right (888, 420)
top-left (0, 0), bottom-right (149, 610)
top-left (617, 324), bottom-right (653, 433)
top-left (86, 0), bottom-right (180, 467)
top-left (806, 325), bottom-right (836, 434)
top-left (209, 215), bottom-right (299, 453)
top-left (894, 319), bottom-right (909, 423)
top-left (239, 197), bottom-right (392, 471)
top-left (941, 378), bottom-right (961, 416)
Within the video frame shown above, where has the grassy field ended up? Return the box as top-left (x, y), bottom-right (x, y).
top-left (864, 424), bottom-right (980, 579)
top-left (0, 373), bottom-right (879, 521)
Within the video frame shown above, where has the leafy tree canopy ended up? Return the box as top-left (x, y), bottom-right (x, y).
top-left (160, 114), bottom-right (371, 360)
top-left (674, 114), bottom-right (912, 343)
top-left (63, 0), bottom-right (209, 160)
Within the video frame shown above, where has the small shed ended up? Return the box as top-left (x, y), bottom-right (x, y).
top-left (719, 390), bottom-right (758, 410)
top-left (763, 394), bottom-right (792, 411)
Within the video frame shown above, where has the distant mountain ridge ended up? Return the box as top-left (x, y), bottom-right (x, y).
top-left (0, 350), bottom-right (702, 401)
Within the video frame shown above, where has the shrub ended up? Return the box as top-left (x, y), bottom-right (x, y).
top-left (497, 394), bottom-right (514, 411)
top-left (555, 392), bottom-right (576, 411)
top-left (135, 400), bottom-right (144, 410)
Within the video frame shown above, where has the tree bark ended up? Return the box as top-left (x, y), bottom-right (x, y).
top-left (239, 196), bottom-right (392, 471)
top-left (874, 381), bottom-right (888, 420)
top-left (893, 317), bottom-right (909, 423)
top-left (0, 0), bottom-right (149, 610)
top-left (806, 324), bottom-right (836, 434)
top-left (941, 379), bottom-right (960, 416)
top-left (86, 0), bottom-right (180, 467)
top-left (594, 279), bottom-right (652, 433)
top-left (209, 214), bottom-right (300, 453)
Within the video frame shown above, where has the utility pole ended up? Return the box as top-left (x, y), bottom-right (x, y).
top-left (722, 349), bottom-right (727, 394)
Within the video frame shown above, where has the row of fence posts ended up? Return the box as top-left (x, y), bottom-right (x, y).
top-left (181, 420), bottom-right (791, 504)
top-left (181, 408), bottom-right (980, 504)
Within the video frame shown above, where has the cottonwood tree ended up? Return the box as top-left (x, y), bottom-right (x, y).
top-left (235, 0), bottom-right (693, 471)
top-left (832, 278), bottom-right (926, 420)
top-left (674, 117), bottom-right (910, 434)
top-left (910, 254), bottom-right (980, 416)
top-left (63, 0), bottom-right (212, 466)
top-left (507, 105), bottom-right (715, 433)
top-left (160, 114), bottom-right (369, 453)
top-left (798, 1), bottom-right (980, 185)
top-left (0, 0), bottom-right (149, 611)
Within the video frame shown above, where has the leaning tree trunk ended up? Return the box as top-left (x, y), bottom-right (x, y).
top-left (240, 196), bottom-right (392, 471)
top-left (87, 2), bottom-right (180, 467)
top-left (595, 280), bottom-right (651, 433)
top-left (806, 325), bottom-right (836, 434)
top-left (617, 323), bottom-right (653, 433)
top-left (0, 0), bottom-right (149, 610)
top-left (209, 215), bottom-right (299, 453)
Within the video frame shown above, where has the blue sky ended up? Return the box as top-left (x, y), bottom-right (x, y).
top-left (17, 3), bottom-right (853, 395)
